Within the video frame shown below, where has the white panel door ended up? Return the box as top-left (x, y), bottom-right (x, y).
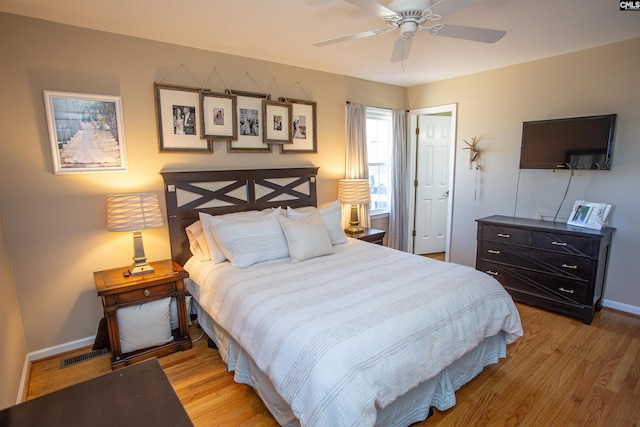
top-left (413, 115), bottom-right (451, 255)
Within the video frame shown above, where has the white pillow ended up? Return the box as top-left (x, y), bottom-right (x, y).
top-left (287, 200), bottom-right (347, 245)
top-left (199, 208), bottom-right (275, 263)
top-left (170, 296), bottom-right (193, 330)
top-left (116, 298), bottom-right (174, 354)
top-left (279, 211), bottom-right (334, 263)
top-left (208, 208), bottom-right (289, 268)
top-left (186, 221), bottom-right (210, 261)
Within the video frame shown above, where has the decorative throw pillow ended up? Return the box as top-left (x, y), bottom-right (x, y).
top-left (287, 200), bottom-right (347, 245)
top-left (199, 208), bottom-right (275, 263)
top-left (207, 208), bottom-right (289, 268)
top-left (116, 298), bottom-right (173, 354)
top-left (279, 211), bottom-right (334, 263)
top-left (186, 221), bottom-right (210, 261)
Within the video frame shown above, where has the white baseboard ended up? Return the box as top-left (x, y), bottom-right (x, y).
top-left (602, 299), bottom-right (640, 316)
top-left (28, 335), bottom-right (95, 362)
top-left (17, 335), bottom-right (95, 404)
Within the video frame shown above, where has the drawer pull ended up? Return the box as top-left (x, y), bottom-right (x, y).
top-left (143, 289), bottom-right (151, 297)
top-left (487, 249), bottom-right (501, 254)
top-left (497, 233), bottom-right (510, 238)
top-left (561, 264), bottom-right (578, 269)
top-left (559, 287), bottom-right (575, 294)
top-left (485, 270), bottom-right (499, 276)
top-left (552, 241), bottom-right (567, 247)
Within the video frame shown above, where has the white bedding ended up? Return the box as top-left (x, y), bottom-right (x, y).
top-left (185, 239), bottom-right (522, 427)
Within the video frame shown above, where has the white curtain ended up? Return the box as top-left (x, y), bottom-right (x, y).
top-left (388, 109), bottom-right (408, 251)
top-left (344, 102), bottom-right (370, 228)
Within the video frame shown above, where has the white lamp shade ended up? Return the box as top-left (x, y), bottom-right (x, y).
top-left (107, 193), bottom-right (164, 232)
top-left (338, 179), bottom-right (371, 205)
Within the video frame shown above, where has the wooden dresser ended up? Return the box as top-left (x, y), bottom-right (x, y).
top-left (476, 215), bottom-right (614, 324)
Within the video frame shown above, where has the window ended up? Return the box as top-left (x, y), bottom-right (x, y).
top-left (366, 107), bottom-right (392, 215)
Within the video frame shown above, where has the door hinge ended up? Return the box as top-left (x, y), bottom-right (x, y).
top-left (412, 230), bottom-right (416, 237)
top-left (414, 180), bottom-right (418, 187)
top-left (415, 127), bottom-right (419, 135)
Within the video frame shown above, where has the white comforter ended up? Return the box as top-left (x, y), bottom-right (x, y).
top-left (185, 239), bottom-right (522, 427)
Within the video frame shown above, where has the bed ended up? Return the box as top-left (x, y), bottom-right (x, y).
top-left (161, 167), bottom-right (523, 427)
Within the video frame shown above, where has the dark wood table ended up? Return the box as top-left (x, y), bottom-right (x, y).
top-left (94, 259), bottom-right (192, 369)
top-left (0, 358), bottom-right (193, 426)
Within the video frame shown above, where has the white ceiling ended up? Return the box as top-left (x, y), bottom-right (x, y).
top-left (1, 0), bottom-right (639, 87)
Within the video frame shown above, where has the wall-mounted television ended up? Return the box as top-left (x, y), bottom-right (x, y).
top-left (519, 114), bottom-right (616, 170)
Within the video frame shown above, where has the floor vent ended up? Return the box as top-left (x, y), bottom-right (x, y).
top-left (61, 348), bottom-right (110, 368)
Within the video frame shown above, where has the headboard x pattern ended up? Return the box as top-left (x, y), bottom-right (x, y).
top-left (161, 167), bottom-right (319, 265)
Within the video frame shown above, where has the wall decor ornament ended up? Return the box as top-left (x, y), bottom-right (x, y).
top-left (200, 91), bottom-right (237, 140)
top-left (279, 97), bottom-right (317, 153)
top-left (44, 90), bottom-right (128, 174)
top-left (226, 90), bottom-right (272, 153)
top-left (155, 83), bottom-right (212, 153)
top-left (262, 99), bottom-right (293, 144)
top-left (462, 136), bottom-right (479, 169)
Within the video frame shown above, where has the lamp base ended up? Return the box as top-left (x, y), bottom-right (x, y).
top-left (126, 230), bottom-right (154, 276)
top-left (344, 226), bottom-right (365, 234)
top-left (128, 262), bottom-right (155, 276)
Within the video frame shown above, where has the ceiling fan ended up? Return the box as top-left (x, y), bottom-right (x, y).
top-left (313, 0), bottom-right (506, 62)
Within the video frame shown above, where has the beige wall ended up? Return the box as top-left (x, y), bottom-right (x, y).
top-left (407, 37), bottom-right (640, 310)
top-left (0, 211), bottom-right (27, 409)
top-left (1, 11), bottom-right (639, 404)
top-left (0, 11), bottom-right (405, 359)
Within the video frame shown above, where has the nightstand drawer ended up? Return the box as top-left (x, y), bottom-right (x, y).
top-left (113, 282), bottom-right (178, 306)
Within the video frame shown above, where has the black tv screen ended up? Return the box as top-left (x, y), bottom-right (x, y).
top-left (519, 114), bottom-right (616, 170)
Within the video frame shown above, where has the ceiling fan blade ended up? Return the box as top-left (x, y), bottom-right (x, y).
top-left (343, 0), bottom-right (397, 17)
top-left (429, 0), bottom-right (483, 18)
top-left (431, 24), bottom-right (506, 43)
top-left (313, 28), bottom-right (393, 46)
top-left (390, 36), bottom-right (414, 62)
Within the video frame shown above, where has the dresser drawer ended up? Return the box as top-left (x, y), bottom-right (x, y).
top-left (478, 260), bottom-right (588, 305)
top-left (478, 242), bottom-right (593, 281)
top-left (480, 225), bottom-right (532, 246)
top-left (532, 232), bottom-right (593, 257)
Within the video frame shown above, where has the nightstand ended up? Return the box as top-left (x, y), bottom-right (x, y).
top-left (348, 228), bottom-right (386, 245)
top-left (94, 259), bottom-right (192, 369)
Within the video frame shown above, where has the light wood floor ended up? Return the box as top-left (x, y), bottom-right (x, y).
top-left (26, 303), bottom-right (640, 426)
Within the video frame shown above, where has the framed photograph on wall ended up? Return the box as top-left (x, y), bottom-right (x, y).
top-left (279, 97), bottom-right (317, 153)
top-left (155, 83), bottom-right (212, 153)
top-left (262, 99), bottom-right (292, 144)
top-left (201, 91), bottom-right (237, 140)
top-left (44, 90), bottom-right (128, 175)
top-left (227, 91), bottom-right (271, 152)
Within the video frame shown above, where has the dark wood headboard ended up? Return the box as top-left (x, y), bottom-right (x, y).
top-left (161, 167), bottom-right (319, 265)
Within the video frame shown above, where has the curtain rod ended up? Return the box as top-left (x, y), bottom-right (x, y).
top-left (345, 101), bottom-right (409, 112)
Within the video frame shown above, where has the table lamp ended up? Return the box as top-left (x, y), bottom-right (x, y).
top-left (107, 192), bottom-right (164, 276)
top-left (338, 178), bottom-right (371, 234)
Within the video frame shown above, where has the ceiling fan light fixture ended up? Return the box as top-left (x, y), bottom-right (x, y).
top-left (400, 21), bottom-right (418, 37)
